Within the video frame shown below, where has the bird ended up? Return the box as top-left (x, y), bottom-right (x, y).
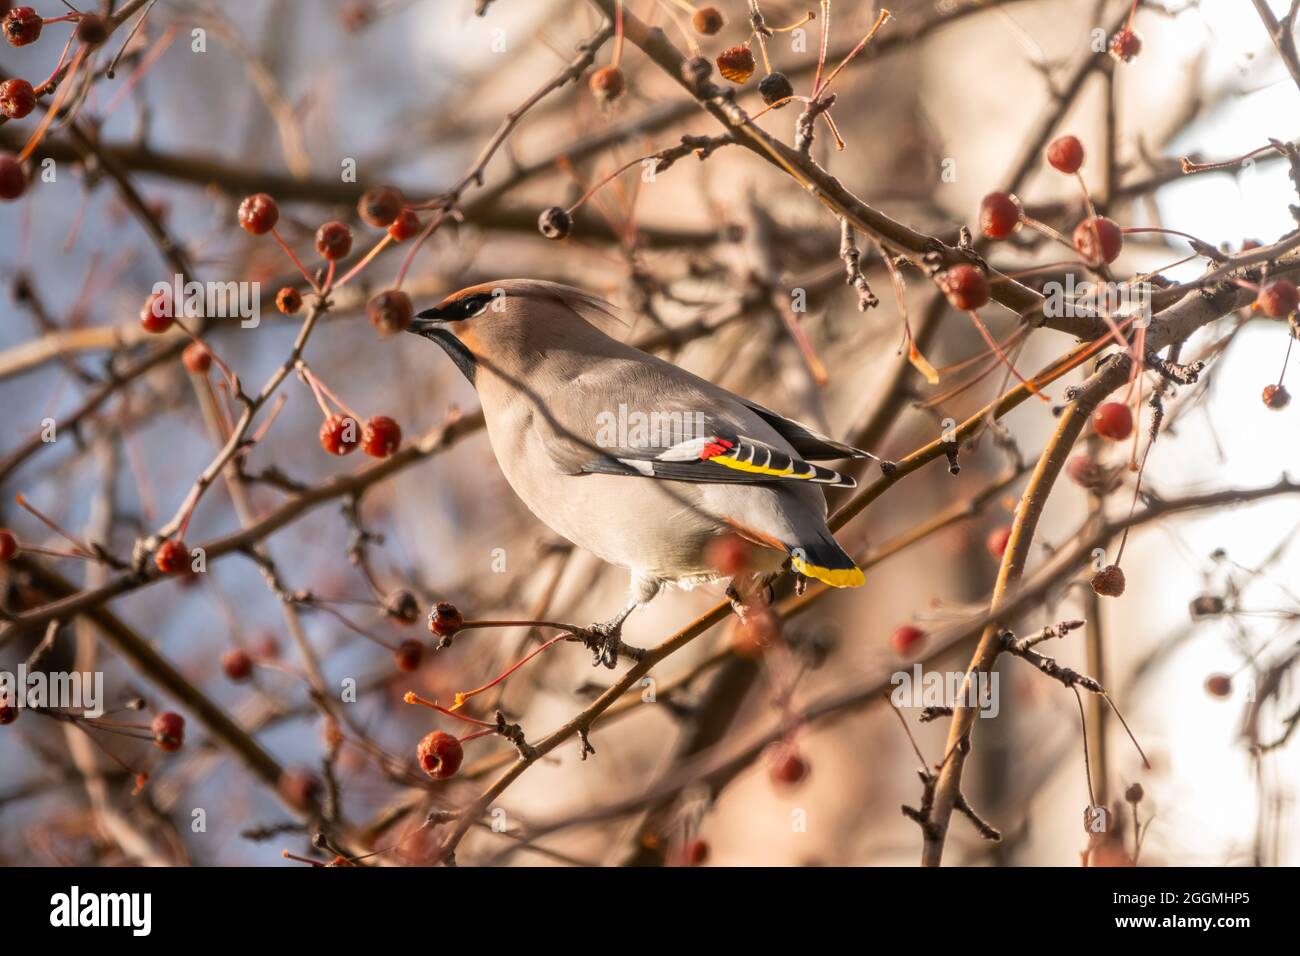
top-left (409, 279), bottom-right (868, 667)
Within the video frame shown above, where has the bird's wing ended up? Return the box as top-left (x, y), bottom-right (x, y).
top-left (529, 362), bottom-right (857, 488)
top-left (736, 398), bottom-right (870, 461)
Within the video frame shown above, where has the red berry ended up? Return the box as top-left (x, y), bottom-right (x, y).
top-left (1092, 401), bottom-right (1133, 441)
top-left (1262, 384), bottom-right (1291, 409)
top-left (1204, 673), bottom-right (1232, 699)
top-left (681, 838), bottom-right (710, 866)
top-left (154, 539), bottom-right (190, 574)
top-left (0, 528), bottom-right (16, 562)
top-left (387, 208), bottom-right (421, 242)
top-left (182, 341), bottom-right (212, 374)
top-left (1254, 279), bottom-right (1299, 318)
top-left (0, 152), bottom-right (27, 201)
top-left (1109, 28), bottom-right (1142, 62)
top-left (361, 415), bottom-right (402, 458)
top-left (1046, 134), bottom-right (1085, 174)
top-left (74, 13), bottom-right (108, 46)
top-left (0, 697), bottom-right (16, 725)
top-left (222, 649), bottom-right (254, 682)
top-left (939, 264), bottom-right (990, 311)
top-left (319, 414), bottom-right (360, 456)
top-left (151, 711), bottom-right (185, 752)
top-left (986, 525), bottom-right (1012, 560)
top-left (716, 45), bottom-right (756, 84)
top-left (3, 7), bottom-right (41, 46)
top-left (0, 77), bottom-right (35, 119)
top-left (139, 291), bottom-right (174, 334)
top-left (278, 768), bottom-right (321, 810)
top-left (366, 289), bottom-right (413, 335)
top-left (394, 639), bottom-right (423, 672)
top-left (979, 191), bottom-right (1021, 240)
top-left (276, 287), bottom-right (303, 315)
top-left (315, 221), bottom-right (353, 260)
top-left (692, 6), bottom-right (724, 35)
top-left (237, 193), bottom-right (279, 235)
top-left (1091, 564), bottom-right (1126, 597)
top-left (1073, 216), bottom-right (1123, 266)
top-left (417, 730), bottom-right (464, 779)
top-left (890, 624), bottom-right (925, 655)
top-left (428, 601), bottom-right (464, 639)
top-left (357, 185), bottom-right (404, 228)
top-left (706, 533), bottom-right (752, 576)
top-left (766, 743), bottom-right (809, 788)
top-left (589, 65), bottom-right (626, 103)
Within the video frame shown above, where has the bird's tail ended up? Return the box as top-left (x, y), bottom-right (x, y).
top-left (788, 537), bottom-right (864, 588)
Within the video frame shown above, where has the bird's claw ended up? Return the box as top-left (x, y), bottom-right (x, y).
top-left (580, 620), bottom-right (623, 669)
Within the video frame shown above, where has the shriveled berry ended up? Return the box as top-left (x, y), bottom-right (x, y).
top-left (385, 589), bottom-right (420, 625)
top-left (394, 640), bottom-right (423, 672)
top-left (387, 208), bottom-right (420, 242)
top-left (986, 525), bottom-right (1012, 560)
top-left (276, 287), bottom-right (303, 314)
top-left (890, 624), bottom-right (925, 656)
top-left (1073, 216), bottom-right (1123, 266)
top-left (74, 13), bottom-right (108, 46)
top-left (357, 185), bottom-right (404, 228)
top-left (716, 45), bottom-right (756, 84)
top-left (1125, 782), bottom-right (1144, 803)
top-left (428, 601), bottom-right (464, 639)
top-left (1204, 673), bottom-right (1232, 698)
top-left (939, 264), bottom-right (990, 311)
top-left (140, 291), bottom-right (174, 333)
top-left (319, 414), bottom-right (360, 456)
top-left (182, 341), bottom-right (212, 373)
top-left (1046, 134), bottom-right (1084, 174)
top-left (538, 205), bottom-right (572, 240)
top-left (1262, 384), bottom-right (1291, 409)
top-left (758, 71), bottom-right (794, 107)
top-left (315, 221), bottom-right (353, 260)
top-left (692, 6), bottom-right (724, 35)
top-left (151, 711), bottom-right (185, 752)
top-left (366, 289), bottom-right (412, 335)
top-left (3, 6), bottom-right (41, 47)
top-left (589, 65), bottom-right (625, 103)
top-left (1189, 594), bottom-right (1225, 618)
top-left (1091, 564), bottom-right (1126, 597)
top-left (766, 743), bottom-right (809, 788)
top-left (0, 78), bottom-right (35, 119)
top-left (0, 529), bottom-right (17, 562)
top-left (417, 730), bottom-right (464, 779)
top-left (1254, 279), bottom-right (1299, 318)
top-left (154, 539), bottom-right (190, 574)
top-left (680, 55), bottom-right (713, 91)
top-left (361, 415), bottom-right (401, 457)
top-left (979, 191), bottom-right (1021, 239)
top-left (0, 152), bottom-right (28, 200)
top-left (222, 649), bottom-right (253, 682)
top-left (1109, 28), bottom-right (1142, 62)
top-left (1092, 401), bottom-right (1133, 440)
top-left (706, 533), bottom-right (751, 576)
top-left (237, 193), bottom-right (279, 235)
top-left (277, 768), bottom-right (321, 810)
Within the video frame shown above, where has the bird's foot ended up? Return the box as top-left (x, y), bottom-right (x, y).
top-left (579, 619), bottom-right (626, 669)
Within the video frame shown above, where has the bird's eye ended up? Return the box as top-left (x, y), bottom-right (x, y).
top-left (458, 294), bottom-right (492, 318)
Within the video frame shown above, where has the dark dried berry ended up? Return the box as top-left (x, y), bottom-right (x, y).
top-left (1189, 594), bottom-right (1225, 618)
top-left (155, 539), bottom-right (190, 574)
top-left (1109, 28), bottom-right (1142, 62)
top-left (357, 185), bottom-right (404, 228)
top-left (3, 7), bottom-right (41, 47)
top-left (385, 589), bottom-right (420, 625)
top-left (589, 65), bottom-right (625, 103)
top-left (0, 529), bottom-right (17, 562)
top-left (757, 71), bottom-right (794, 107)
top-left (1254, 279), bottom-right (1299, 318)
top-left (222, 649), bottom-right (254, 682)
top-left (1262, 384), bottom-right (1290, 409)
top-left (366, 290), bottom-right (413, 335)
top-left (692, 6), bottom-right (724, 35)
top-left (716, 45), bottom-right (756, 84)
top-left (276, 287), bottom-right (303, 314)
top-left (74, 13), bottom-right (108, 46)
top-left (394, 640), bottom-right (423, 673)
top-left (538, 205), bottom-right (572, 240)
top-left (1091, 564), bottom-right (1126, 597)
top-left (315, 221), bottom-right (353, 260)
top-left (0, 152), bottom-right (27, 201)
top-left (277, 768), bottom-right (321, 810)
top-left (428, 601), bottom-right (464, 639)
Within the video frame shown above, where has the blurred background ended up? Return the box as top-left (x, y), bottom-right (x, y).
top-left (1, 0), bottom-right (1298, 866)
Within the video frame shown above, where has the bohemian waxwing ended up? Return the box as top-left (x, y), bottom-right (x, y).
top-left (410, 279), bottom-right (866, 666)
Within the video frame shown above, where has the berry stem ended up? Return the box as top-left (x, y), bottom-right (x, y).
top-left (333, 234), bottom-right (392, 291)
top-left (448, 632), bottom-right (571, 710)
top-left (402, 691), bottom-right (497, 728)
top-left (612, 0), bottom-right (626, 68)
top-left (102, 24), bottom-right (177, 118)
top-left (14, 494), bottom-right (95, 557)
top-left (269, 227), bottom-right (322, 294)
top-left (19, 46), bottom-right (87, 164)
top-left (814, 8), bottom-right (891, 98)
top-left (965, 310), bottom-right (1050, 401)
top-left (33, 33), bottom-right (76, 95)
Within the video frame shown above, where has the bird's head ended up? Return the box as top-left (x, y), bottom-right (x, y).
top-left (409, 279), bottom-right (621, 383)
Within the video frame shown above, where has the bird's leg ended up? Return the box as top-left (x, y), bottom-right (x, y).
top-left (581, 601), bottom-right (637, 669)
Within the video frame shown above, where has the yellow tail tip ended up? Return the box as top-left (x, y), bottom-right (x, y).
top-left (791, 556), bottom-right (865, 588)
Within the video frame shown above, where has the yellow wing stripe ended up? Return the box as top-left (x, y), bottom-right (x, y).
top-left (712, 455), bottom-right (798, 478)
top-left (791, 556), bottom-right (865, 588)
